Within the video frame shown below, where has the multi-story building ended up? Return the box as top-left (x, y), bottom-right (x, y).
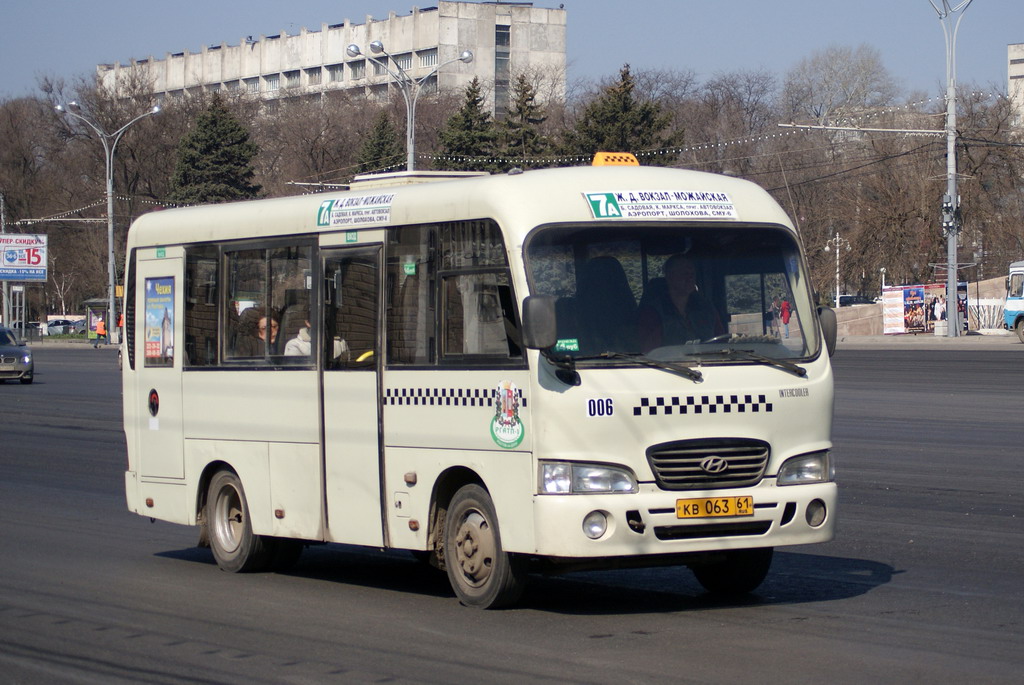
top-left (1010, 43), bottom-right (1024, 128)
top-left (97, 1), bottom-right (566, 115)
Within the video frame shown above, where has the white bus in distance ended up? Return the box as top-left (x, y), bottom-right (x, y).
top-left (122, 153), bottom-right (838, 609)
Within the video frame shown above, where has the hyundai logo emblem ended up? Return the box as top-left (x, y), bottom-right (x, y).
top-left (700, 456), bottom-right (728, 474)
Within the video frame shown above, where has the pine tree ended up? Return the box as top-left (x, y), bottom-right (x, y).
top-left (169, 94), bottom-right (261, 204)
top-left (497, 74), bottom-right (551, 170)
top-left (436, 78), bottom-right (499, 172)
top-left (561, 64), bottom-right (679, 165)
top-left (357, 110), bottom-right (405, 174)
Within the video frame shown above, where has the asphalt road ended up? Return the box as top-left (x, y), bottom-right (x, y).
top-left (0, 345), bottom-right (1021, 683)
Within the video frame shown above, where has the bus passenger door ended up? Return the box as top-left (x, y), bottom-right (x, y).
top-left (133, 255), bottom-right (184, 480)
top-left (321, 247), bottom-right (385, 546)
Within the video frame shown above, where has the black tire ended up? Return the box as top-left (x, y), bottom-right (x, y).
top-left (1015, 319), bottom-right (1024, 344)
top-left (444, 484), bottom-right (526, 609)
top-left (206, 470), bottom-right (274, 573)
top-left (19, 375), bottom-right (32, 385)
top-left (691, 547), bottom-right (773, 596)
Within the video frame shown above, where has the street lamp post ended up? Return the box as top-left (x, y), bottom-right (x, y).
top-left (346, 41), bottom-right (473, 171)
top-left (930, 0), bottom-right (972, 337)
top-left (55, 101), bottom-right (159, 344)
top-left (823, 231), bottom-right (851, 308)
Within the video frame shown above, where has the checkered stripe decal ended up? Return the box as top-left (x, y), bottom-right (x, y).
top-left (633, 394), bottom-right (772, 416)
top-left (385, 387), bottom-right (527, 408)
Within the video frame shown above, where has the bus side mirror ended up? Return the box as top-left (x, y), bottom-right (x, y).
top-left (818, 306), bottom-right (837, 356)
top-left (522, 295), bottom-right (557, 350)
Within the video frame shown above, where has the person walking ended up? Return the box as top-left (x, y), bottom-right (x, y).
top-left (94, 317), bottom-right (108, 348)
top-left (780, 299), bottom-right (791, 338)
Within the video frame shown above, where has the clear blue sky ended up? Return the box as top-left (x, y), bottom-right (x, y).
top-left (1, 0), bottom-right (1019, 99)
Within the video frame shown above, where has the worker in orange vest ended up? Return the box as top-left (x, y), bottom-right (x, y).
top-left (94, 317), bottom-right (108, 348)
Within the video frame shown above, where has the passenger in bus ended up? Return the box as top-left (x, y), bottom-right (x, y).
top-left (284, 309), bottom-right (312, 357)
top-left (283, 308), bottom-right (348, 360)
top-left (639, 253), bottom-right (724, 351)
top-left (235, 306), bottom-right (279, 357)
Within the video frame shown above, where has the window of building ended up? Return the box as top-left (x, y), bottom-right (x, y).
top-left (419, 49), bottom-right (438, 68)
top-left (373, 61), bottom-right (387, 77)
top-left (394, 53), bottom-right (412, 72)
top-left (285, 71), bottom-right (300, 88)
top-left (244, 78), bottom-right (259, 94)
top-left (1011, 58), bottom-right (1024, 65)
top-left (327, 63), bottom-right (344, 82)
top-left (224, 80), bottom-right (240, 92)
top-left (349, 60), bottom-right (365, 80)
top-left (266, 74), bottom-right (281, 92)
top-left (495, 24), bottom-right (511, 48)
top-left (306, 67), bottom-right (323, 86)
top-left (495, 25), bottom-right (511, 116)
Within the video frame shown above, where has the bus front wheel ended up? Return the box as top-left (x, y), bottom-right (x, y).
top-left (444, 484), bottom-right (526, 609)
top-left (1015, 319), bottom-right (1024, 344)
top-left (691, 547), bottom-right (773, 596)
top-left (207, 470), bottom-right (274, 573)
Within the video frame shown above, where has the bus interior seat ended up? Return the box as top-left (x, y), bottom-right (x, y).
top-left (576, 256), bottom-right (639, 354)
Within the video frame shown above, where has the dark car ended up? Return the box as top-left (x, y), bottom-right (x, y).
top-left (839, 294), bottom-right (875, 307)
top-left (0, 326), bottom-right (34, 384)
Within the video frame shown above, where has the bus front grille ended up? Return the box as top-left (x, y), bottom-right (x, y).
top-left (646, 438), bottom-right (769, 490)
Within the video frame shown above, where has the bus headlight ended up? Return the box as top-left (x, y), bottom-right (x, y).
top-left (540, 462), bottom-right (637, 494)
top-left (777, 451), bottom-right (833, 485)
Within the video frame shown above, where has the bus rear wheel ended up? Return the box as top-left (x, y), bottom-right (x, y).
top-left (1015, 319), bottom-right (1024, 344)
top-left (207, 470), bottom-right (274, 573)
top-left (691, 547), bottom-right (773, 596)
top-left (444, 484), bottom-right (526, 609)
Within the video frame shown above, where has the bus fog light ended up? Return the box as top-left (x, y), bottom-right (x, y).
top-left (583, 511), bottom-right (608, 539)
top-left (805, 499), bottom-right (827, 527)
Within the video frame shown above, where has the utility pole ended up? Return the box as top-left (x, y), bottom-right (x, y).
top-left (931, 0), bottom-right (972, 337)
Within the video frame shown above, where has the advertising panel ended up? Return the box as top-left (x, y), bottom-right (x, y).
top-left (1, 234), bottom-right (47, 282)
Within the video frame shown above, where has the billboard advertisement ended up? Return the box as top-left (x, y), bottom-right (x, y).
top-left (0, 234), bottom-right (47, 282)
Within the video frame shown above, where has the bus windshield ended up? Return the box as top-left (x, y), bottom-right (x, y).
top-left (525, 223), bottom-right (820, 363)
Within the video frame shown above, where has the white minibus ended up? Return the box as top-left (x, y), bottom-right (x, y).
top-left (123, 154), bottom-right (838, 608)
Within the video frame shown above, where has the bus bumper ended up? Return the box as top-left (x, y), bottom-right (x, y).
top-left (529, 481), bottom-right (836, 559)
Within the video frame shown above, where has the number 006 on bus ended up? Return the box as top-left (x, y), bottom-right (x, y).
top-left (676, 496), bottom-right (754, 519)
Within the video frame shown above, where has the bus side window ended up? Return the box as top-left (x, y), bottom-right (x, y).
top-left (442, 271), bottom-right (521, 360)
top-left (1010, 273), bottom-right (1023, 299)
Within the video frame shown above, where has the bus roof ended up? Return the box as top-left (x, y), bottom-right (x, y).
top-left (127, 165), bottom-right (796, 249)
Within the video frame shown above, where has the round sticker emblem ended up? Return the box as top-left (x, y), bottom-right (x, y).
top-left (490, 380), bottom-right (524, 449)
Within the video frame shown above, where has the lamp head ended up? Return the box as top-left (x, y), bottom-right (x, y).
top-left (346, 44), bottom-right (362, 58)
top-left (369, 40), bottom-right (385, 54)
top-left (151, 105), bottom-right (161, 114)
top-left (459, 50), bottom-right (474, 64)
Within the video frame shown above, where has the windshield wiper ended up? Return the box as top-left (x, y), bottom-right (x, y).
top-left (570, 351), bottom-right (703, 382)
top-left (691, 348), bottom-right (807, 378)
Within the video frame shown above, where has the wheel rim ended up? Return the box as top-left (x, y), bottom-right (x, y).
top-left (453, 509), bottom-right (496, 588)
top-left (212, 483), bottom-right (244, 555)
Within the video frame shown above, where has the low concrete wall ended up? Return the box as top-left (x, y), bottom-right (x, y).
top-left (835, 303), bottom-right (883, 336)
